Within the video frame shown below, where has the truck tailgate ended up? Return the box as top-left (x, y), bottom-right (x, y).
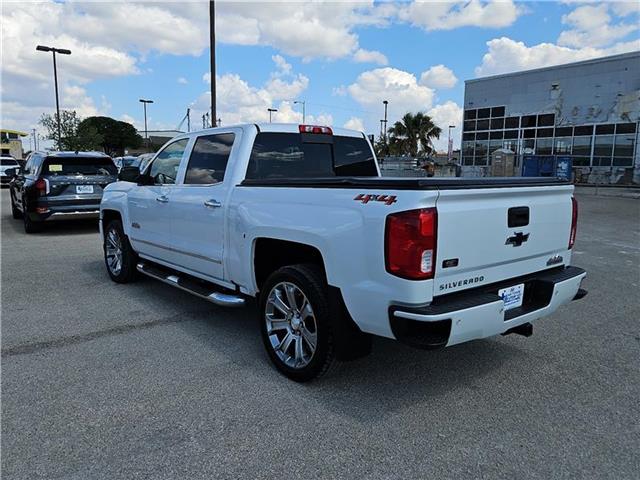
top-left (434, 185), bottom-right (574, 296)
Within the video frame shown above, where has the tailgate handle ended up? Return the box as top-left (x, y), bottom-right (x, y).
top-left (508, 206), bottom-right (529, 227)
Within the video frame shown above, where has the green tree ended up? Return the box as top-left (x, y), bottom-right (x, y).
top-left (387, 112), bottom-right (442, 158)
top-left (77, 116), bottom-right (142, 156)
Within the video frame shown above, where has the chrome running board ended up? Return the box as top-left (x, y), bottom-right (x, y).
top-left (136, 262), bottom-right (245, 308)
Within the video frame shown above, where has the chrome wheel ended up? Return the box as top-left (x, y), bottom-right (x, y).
top-left (105, 228), bottom-right (123, 276)
top-left (265, 282), bottom-right (318, 369)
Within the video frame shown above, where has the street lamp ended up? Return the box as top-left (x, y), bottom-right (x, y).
top-left (139, 99), bottom-right (154, 150)
top-left (447, 125), bottom-right (456, 162)
top-left (267, 108), bottom-right (278, 123)
top-left (36, 45), bottom-right (71, 149)
top-left (294, 100), bottom-right (306, 123)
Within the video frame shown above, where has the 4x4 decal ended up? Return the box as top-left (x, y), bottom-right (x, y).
top-left (354, 193), bottom-right (397, 206)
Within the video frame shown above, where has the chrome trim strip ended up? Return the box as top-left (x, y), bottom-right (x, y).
top-left (46, 210), bottom-right (100, 221)
top-left (131, 237), bottom-right (222, 264)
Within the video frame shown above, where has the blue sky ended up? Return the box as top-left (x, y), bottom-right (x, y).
top-left (3, 1), bottom-right (639, 151)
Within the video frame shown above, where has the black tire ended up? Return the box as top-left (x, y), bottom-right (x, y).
top-left (259, 264), bottom-right (336, 382)
top-left (23, 207), bottom-right (43, 233)
top-left (104, 219), bottom-right (138, 283)
top-left (10, 193), bottom-right (22, 219)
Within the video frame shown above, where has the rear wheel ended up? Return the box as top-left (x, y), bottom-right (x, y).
top-left (22, 201), bottom-right (43, 233)
top-left (104, 219), bottom-right (138, 283)
top-left (259, 264), bottom-right (335, 382)
top-left (10, 193), bottom-right (21, 219)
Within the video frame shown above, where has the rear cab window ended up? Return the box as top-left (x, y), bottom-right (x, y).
top-left (184, 133), bottom-right (235, 184)
top-left (246, 132), bottom-right (377, 179)
top-left (42, 157), bottom-right (117, 176)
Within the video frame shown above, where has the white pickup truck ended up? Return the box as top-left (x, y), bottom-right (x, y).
top-left (100, 123), bottom-right (587, 381)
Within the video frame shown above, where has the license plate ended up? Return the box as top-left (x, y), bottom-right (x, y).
top-left (498, 283), bottom-right (525, 310)
top-left (76, 185), bottom-right (94, 194)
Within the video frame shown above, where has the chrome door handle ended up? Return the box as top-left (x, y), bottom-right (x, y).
top-left (156, 195), bottom-right (169, 203)
top-left (204, 199), bottom-right (222, 208)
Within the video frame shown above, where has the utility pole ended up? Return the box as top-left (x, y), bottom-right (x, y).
top-left (268, 108), bottom-right (277, 123)
top-left (187, 108), bottom-right (191, 132)
top-left (32, 128), bottom-right (38, 151)
top-left (382, 100), bottom-right (389, 144)
top-left (209, 0), bottom-right (217, 124)
top-left (294, 100), bottom-right (306, 123)
top-left (36, 45), bottom-right (71, 149)
top-left (139, 99), bottom-right (153, 151)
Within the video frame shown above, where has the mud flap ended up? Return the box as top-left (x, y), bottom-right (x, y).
top-left (328, 286), bottom-right (372, 361)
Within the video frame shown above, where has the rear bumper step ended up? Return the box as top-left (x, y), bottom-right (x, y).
top-left (390, 266), bottom-right (586, 349)
top-left (136, 262), bottom-right (245, 308)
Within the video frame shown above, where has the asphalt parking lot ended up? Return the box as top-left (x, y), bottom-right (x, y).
top-left (1, 188), bottom-right (639, 479)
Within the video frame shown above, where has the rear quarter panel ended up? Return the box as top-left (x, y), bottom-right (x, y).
top-left (227, 185), bottom-right (439, 338)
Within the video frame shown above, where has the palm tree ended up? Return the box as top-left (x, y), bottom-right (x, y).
top-left (387, 112), bottom-right (442, 158)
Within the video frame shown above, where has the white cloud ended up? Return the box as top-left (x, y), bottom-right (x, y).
top-left (353, 48), bottom-right (389, 65)
top-left (177, 77), bottom-right (188, 85)
top-left (343, 117), bottom-right (365, 132)
top-left (419, 65), bottom-right (458, 89)
top-left (558, 4), bottom-right (637, 48)
top-left (348, 68), bottom-right (436, 119)
top-left (427, 101), bottom-right (463, 151)
top-left (475, 36), bottom-right (640, 77)
top-left (191, 56), bottom-right (325, 127)
top-left (398, 0), bottom-right (522, 31)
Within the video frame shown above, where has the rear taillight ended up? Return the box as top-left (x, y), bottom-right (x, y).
top-left (299, 124), bottom-right (332, 135)
top-left (385, 208), bottom-right (437, 280)
top-left (569, 196), bottom-right (578, 249)
top-left (34, 177), bottom-right (48, 196)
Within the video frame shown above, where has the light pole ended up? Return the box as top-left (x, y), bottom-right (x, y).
top-left (294, 100), bottom-right (306, 123)
top-left (382, 100), bottom-right (388, 140)
top-left (209, 0), bottom-right (217, 124)
top-left (268, 108), bottom-right (277, 123)
top-left (447, 125), bottom-right (456, 162)
top-left (36, 45), bottom-right (71, 149)
top-left (139, 99), bottom-right (153, 151)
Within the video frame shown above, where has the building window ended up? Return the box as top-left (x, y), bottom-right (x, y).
top-left (574, 125), bottom-right (593, 136)
top-left (502, 140), bottom-right (518, 153)
top-left (521, 115), bottom-right (537, 128)
top-left (595, 124), bottom-right (615, 135)
top-left (537, 114), bottom-right (555, 127)
top-left (489, 130), bottom-right (503, 140)
top-left (616, 123), bottom-right (637, 134)
top-left (536, 128), bottom-right (554, 138)
top-left (477, 108), bottom-right (490, 119)
top-left (463, 156), bottom-right (474, 166)
top-left (475, 140), bottom-right (488, 164)
top-left (613, 134), bottom-right (635, 158)
top-left (593, 156), bottom-right (612, 167)
top-left (537, 138), bottom-right (553, 155)
top-left (612, 158), bottom-right (633, 166)
top-left (593, 135), bottom-right (614, 157)
top-left (491, 106), bottom-right (505, 117)
top-left (523, 129), bottom-right (536, 139)
top-left (464, 109), bottom-right (477, 120)
top-left (461, 141), bottom-right (475, 157)
top-left (463, 120), bottom-right (476, 131)
top-left (522, 139), bottom-right (535, 153)
top-left (504, 130), bottom-right (518, 139)
top-left (476, 119), bottom-right (490, 131)
top-left (489, 139), bottom-right (503, 160)
top-left (505, 117), bottom-right (519, 129)
top-left (572, 136), bottom-right (592, 157)
top-left (554, 137), bottom-right (572, 154)
top-left (572, 157), bottom-right (590, 166)
top-left (490, 118), bottom-right (504, 130)
top-left (475, 131), bottom-right (488, 140)
top-left (555, 126), bottom-right (573, 137)
top-left (462, 132), bottom-right (474, 141)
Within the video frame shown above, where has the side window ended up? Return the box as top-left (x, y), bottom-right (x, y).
top-left (184, 133), bottom-right (235, 184)
top-left (148, 139), bottom-right (189, 185)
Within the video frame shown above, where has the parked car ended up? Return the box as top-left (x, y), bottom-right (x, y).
top-left (9, 151), bottom-right (118, 233)
top-left (113, 156), bottom-right (139, 172)
top-left (100, 123), bottom-right (587, 381)
top-left (1, 155), bottom-right (20, 187)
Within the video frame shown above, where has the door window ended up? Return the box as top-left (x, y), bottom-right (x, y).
top-left (148, 139), bottom-right (189, 185)
top-left (184, 133), bottom-right (235, 184)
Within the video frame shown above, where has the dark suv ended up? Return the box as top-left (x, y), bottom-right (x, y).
top-left (8, 151), bottom-right (118, 233)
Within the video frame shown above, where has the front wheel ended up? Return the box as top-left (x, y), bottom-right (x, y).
top-left (259, 264), bottom-right (336, 382)
top-left (10, 193), bottom-right (22, 219)
top-left (104, 219), bottom-right (138, 283)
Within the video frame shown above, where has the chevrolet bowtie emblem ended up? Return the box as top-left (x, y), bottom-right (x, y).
top-left (506, 231), bottom-right (530, 247)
